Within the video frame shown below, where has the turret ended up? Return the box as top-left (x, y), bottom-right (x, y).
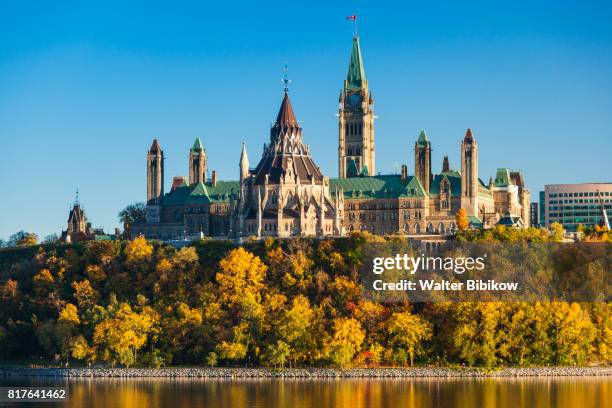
top-left (147, 139), bottom-right (164, 204)
top-left (239, 142), bottom-right (250, 182)
top-left (189, 137), bottom-right (207, 185)
top-left (414, 130), bottom-right (431, 194)
top-left (460, 128), bottom-right (479, 216)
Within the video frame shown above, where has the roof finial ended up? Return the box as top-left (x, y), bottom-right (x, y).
top-left (282, 64), bottom-right (291, 93)
top-left (75, 188), bottom-right (79, 206)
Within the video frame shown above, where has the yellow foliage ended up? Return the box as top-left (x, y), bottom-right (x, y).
top-left (33, 269), bottom-right (54, 284)
top-left (59, 303), bottom-right (80, 325)
top-left (125, 236), bottom-right (153, 263)
top-left (456, 208), bottom-right (469, 231)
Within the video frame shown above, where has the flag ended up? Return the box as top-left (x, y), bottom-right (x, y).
top-left (346, 15), bottom-right (357, 21)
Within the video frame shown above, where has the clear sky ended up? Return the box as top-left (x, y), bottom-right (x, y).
top-left (1, 0), bottom-right (611, 240)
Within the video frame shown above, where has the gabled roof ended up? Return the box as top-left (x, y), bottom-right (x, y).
top-left (497, 216), bottom-right (524, 227)
top-left (347, 36), bottom-right (366, 90)
top-left (430, 172), bottom-right (461, 196)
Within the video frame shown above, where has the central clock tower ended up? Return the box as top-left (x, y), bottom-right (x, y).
top-left (338, 35), bottom-right (375, 178)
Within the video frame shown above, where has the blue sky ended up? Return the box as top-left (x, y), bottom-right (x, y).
top-left (1, 1), bottom-right (611, 239)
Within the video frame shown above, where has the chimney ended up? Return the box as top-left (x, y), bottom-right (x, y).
top-left (442, 156), bottom-right (450, 173)
top-left (401, 164), bottom-right (408, 181)
top-left (171, 176), bottom-right (187, 191)
top-left (211, 170), bottom-right (217, 187)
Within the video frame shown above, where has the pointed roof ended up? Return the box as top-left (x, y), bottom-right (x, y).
top-left (240, 142), bottom-right (249, 166)
top-left (191, 137), bottom-right (204, 152)
top-left (149, 139), bottom-right (161, 153)
top-left (275, 91), bottom-right (299, 127)
top-left (347, 36), bottom-right (366, 90)
top-left (347, 159), bottom-right (360, 178)
top-left (464, 128), bottom-right (475, 144)
top-left (416, 130), bottom-right (429, 146)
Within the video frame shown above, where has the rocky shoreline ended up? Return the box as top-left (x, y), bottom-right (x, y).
top-left (1, 366), bottom-right (610, 378)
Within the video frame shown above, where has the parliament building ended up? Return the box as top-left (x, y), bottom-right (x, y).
top-left (132, 35), bottom-right (530, 240)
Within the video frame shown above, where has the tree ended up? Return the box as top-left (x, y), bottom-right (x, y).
top-left (216, 248), bottom-right (267, 306)
top-left (7, 231), bottom-right (38, 247)
top-left (266, 340), bottom-right (291, 369)
top-left (42, 234), bottom-right (59, 244)
top-left (71, 280), bottom-right (98, 310)
top-left (276, 295), bottom-right (314, 366)
top-left (387, 311), bottom-right (432, 367)
top-left (456, 208), bottom-right (469, 231)
top-left (328, 318), bottom-right (365, 367)
top-left (125, 236), bottom-right (153, 264)
top-left (118, 202), bottom-right (146, 237)
top-left (93, 303), bottom-right (156, 367)
top-left (550, 222), bottom-right (565, 242)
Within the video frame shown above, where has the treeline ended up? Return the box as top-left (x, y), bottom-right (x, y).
top-left (0, 228), bottom-right (609, 368)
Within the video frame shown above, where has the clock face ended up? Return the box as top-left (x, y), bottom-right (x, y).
top-left (348, 93), bottom-right (361, 109)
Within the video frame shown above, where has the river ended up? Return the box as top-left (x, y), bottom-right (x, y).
top-left (0, 376), bottom-right (609, 407)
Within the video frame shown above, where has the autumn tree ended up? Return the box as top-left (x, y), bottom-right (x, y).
top-left (327, 317), bottom-right (365, 367)
top-left (456, 208), bottom-right (469, 231)
top-left (387, 310), bottom-right (432, 367)
top-left (93, 302), bottom-right (157, 367)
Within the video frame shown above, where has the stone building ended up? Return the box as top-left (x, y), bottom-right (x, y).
top-left (131, 33), bottom-right (530, 240)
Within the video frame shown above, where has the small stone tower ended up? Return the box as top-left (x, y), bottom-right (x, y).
top-left (442, 156), bottom-right (450, 173)
top-left (239, 142), bottom-right (250, 182)
top-left (147, 139), bottom-right (164, 204)
top-left (189, 137), bottom-right (207, 185)
top-left (414, 130), bottom-right (431, 194)
top-left (460, 128), bottom-right (479, 216)
top-left (338, 35), bottom-right (375, 178)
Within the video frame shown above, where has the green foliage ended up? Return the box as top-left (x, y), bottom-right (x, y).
top-left (0, 236), bottom-right (609, 368)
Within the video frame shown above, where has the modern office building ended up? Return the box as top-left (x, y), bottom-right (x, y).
top-left (530, 202), bottom-right (540, 227)
top-left (540, 183), bottom-right (612, 230)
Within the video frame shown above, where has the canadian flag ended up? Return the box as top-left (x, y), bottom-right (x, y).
top-left (346, 15), bottom-right (357, 21)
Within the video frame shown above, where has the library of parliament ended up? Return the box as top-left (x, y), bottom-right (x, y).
top-left (132, 35), bottom-right (530, 240)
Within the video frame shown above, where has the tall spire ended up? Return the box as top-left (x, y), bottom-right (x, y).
top-left (347, 36), bottom-right (366, 90)
top-left (240, 142), bottom-right (249, 167)
top-left (274, 92), bottom-right (299, 128)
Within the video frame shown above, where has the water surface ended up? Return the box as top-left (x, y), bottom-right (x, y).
top-left (0, 376), bottom-right (609, 408)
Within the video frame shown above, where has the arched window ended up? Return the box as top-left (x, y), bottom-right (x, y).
top-left (403, 223), bottom-right (409, 233)
top-left (449, 222), bottom-right (456, 233)
top-left (415, 223), bottom-right (421, 234)
top-left (427, 222), bottom-right (434, 233)
top-left (439, 223), bottom-right (445, 234)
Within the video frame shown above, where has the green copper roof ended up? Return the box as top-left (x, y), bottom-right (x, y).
top-left (494, 168), bottom-right (511, 187)
top-left (347, 159), bottom-right (360, 178)
top-left (360, 165), bottom-right (369, 177)
top-left (330, 175), bottom-right (426, 199)
top-left (347, 37), bottom-right (366, 90)
top-left (191, 137), bottom-right (204, 152)
top-left (162, 180), bottom-right (240, 205)
top-left (416, 130), bottom-right (429, 147)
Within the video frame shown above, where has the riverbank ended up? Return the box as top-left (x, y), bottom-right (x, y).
top-left (1, 366), bottom-right (610, 378)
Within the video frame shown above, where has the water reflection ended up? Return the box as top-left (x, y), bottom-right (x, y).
top-left (1, 376), bottom-right (608, 408)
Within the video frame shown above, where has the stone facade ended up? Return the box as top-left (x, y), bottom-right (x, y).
top-left (131, 34), bottom-right (530, 240)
